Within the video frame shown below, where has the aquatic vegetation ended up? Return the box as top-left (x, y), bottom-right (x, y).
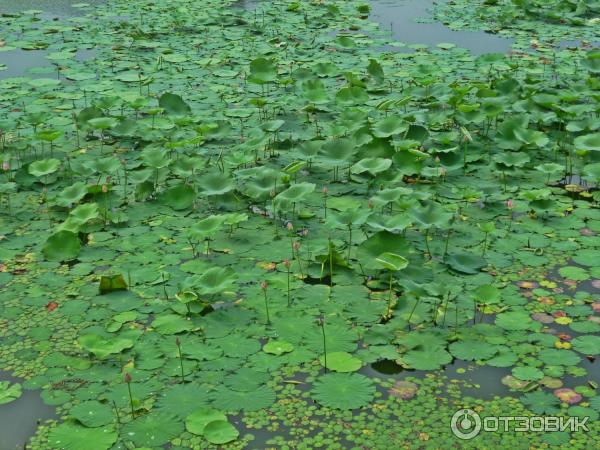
top-left (0, 0), bottom-right (599, 448)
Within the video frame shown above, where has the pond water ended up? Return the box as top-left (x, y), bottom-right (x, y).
top-left (236, 0), bottom-right (513, 55)
top-left (0, 0), bottom-right (101, 79)
top-left (0, 48), bottom-right (96, 80)
top-left (368, 0), bottom-right (513, 54)
top-left (0, 0), bottom-right (597, 448)
top-left (0, 0), bottom-right (103, 17)
top-left (0, 0), bottom-right (514, 80)
top-left (0, 371), bottom-right (56, 450)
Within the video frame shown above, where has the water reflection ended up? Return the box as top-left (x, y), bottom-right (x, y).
top-left (369, 0), bottom-right (513, 55)
top-left (0, 48), bottom-right (96, 80)
top-left (0, 0), bottom-right (103, 17)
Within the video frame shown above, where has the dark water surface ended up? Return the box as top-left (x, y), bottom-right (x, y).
top-left (368, 0), bottom-right (513, 54)
top-left (0, 371), bottom-right (57, 450)
top-left (0, 0), bottom-right (103, 17)
top-left (236, 0), bottom-right (513, 55)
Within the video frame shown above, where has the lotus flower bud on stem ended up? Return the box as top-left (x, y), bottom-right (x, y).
top-left (124, 372), bottom-right (135, 419)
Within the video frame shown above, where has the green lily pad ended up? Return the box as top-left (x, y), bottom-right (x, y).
top-left (311, 373), bottom-right (375, 410)
top-left (203, 420), bottom-right (239, 445)
top-left (0, 381), bottom-right (22, 405)
top-left (48, 422), bottom-right (117, 450)
top-left (42, 231), bottom-right (81, 262)
top-left (320, 351), bottom-right (363, 372)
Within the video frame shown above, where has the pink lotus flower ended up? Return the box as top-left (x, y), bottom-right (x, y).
top-left (506, 199), bottom-right (514, 209)
top-left (1, 161), bottom-right (8, 171)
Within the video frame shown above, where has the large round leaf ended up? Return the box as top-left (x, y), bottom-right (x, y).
top-left (445, 252), bottom-right (487, 274)
top-left (204, 420), bottom-right (239, 444)
top-left (28, 158), bottom-right (61, 177)
top-left (43, 231), bottom-right (81, 261)
top-left (159, 92), bottom-right (191, 115)
top-left (185, 408), bottom-right (227, 435)
top-left (48, 422), bottom-right (117, 450)
top-left (574, 133), bottom-right (600, 152)
top-left (122, 412), bottom-right (183, 447)
top-left (70, 400), bottom-right (114, 427)
top-left (159, 183), bottom-right (196, 210)
top-left (311, 373), bottom-right (374, 410)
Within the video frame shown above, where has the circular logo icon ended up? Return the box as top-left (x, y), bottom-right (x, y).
top-left (451, 409), bottom-right (482, 440)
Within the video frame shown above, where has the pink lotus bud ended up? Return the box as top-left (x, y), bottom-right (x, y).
top-left (440, 167), bottom-right (446, 176)
top-left (293, 241), bottom-right (300, 251)
top-left (322, 186), bottom-right (328, 195)
top-left (506, 199), bottom-right (513, 209)
top-left (283, 259), bottom-right (291, 268)
top-left (1, 161), bottom-right (9, 171)
top-left (102, 184), bottom-right (108, 193)
top-left (434, 156), bottom-right (440, 164)
top-left (124, 372), bottom-right (132, 383)
top-left (260, 281), bottom-right (268, 290)
top-left (286, 222), bottom-right (294, 231)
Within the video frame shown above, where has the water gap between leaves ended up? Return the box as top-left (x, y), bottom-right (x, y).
top-left (0, 370), bottom-right (57, 450)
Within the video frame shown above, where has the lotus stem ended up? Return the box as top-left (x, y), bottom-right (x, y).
top-left (482, 232), bottom-right (488, 256)
top-left (261, 281), bottom-right (270, 325)
top-left (329, 239), bottom-right (334, 290)
top-left (124, 373), bottom-right (134, 419)
top-left (386, 271), bottom-right (393, 318)
top-left (162, 272), bottom-right (169, 300)
top-left (176, 337), bottom-right (185, 383)
top-left (407, 296), bottom-right (421, 331)
top-left (443, 229), bottom-right (452, 259)
top-left (441, 292), bottom-right (451, 327)
top-left (112, 400), bottom-right (120, 425)
top-left (347, 225), bottom-right (352, 263)
top-left (424, 228), bottom-right (432, 260)
top-left (122, 164), bottom-right (128, 203)
top-left (318, 317), bottom-right (327, 372)
top-left (455, 299), bottom-right (459, 337)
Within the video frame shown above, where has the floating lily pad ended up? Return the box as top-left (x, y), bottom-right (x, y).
top-left (311, 373), bottom-right (375, 410)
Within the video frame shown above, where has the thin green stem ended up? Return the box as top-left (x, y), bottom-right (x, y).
top-left (264, 290), bottom-right (271, 325)
top-left (386, 271), bottom-right (393, 318)
top-left (424, 228), bottom-right (432, 260)
top-left (126, 382), bottom-right (134, 419)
